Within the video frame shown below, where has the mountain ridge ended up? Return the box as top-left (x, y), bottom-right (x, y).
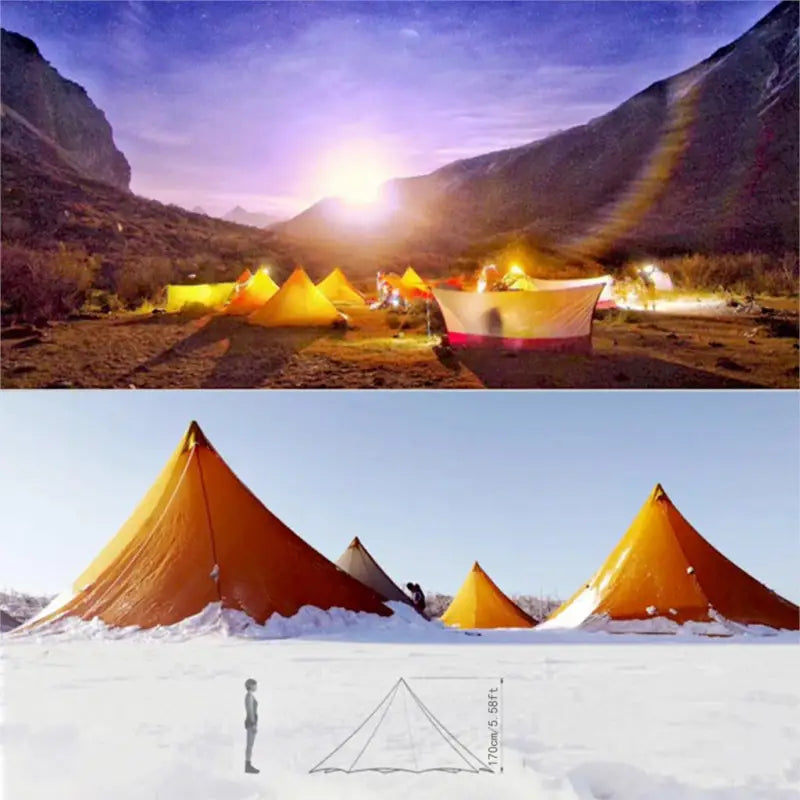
top-left (279, 1), bottom-right (798, 264)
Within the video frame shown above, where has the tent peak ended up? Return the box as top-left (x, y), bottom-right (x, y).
top-left (651, 483), bottom-right (669, 501)
top-left (349, 536), bottom-right (362, 548)
top-left (184, 421), bottom-right (212, 450)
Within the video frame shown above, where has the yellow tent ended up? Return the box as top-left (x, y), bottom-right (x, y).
top-left (539, 484), bottom-right (799, 633)
top-left (164, 282), bottom-right (236, 313)
top-left (441, 562), bottom-right (536, 629)
top-left (401, 267), bottom-right (429, 292)
top-left (224, 269), bottom-right (279, 315)
top-left (317, 268), bottom-right (366, 306)
top-left (19, 421), bottom-right (392, 632)
top-left (249, 268), bottom-right (343, 327)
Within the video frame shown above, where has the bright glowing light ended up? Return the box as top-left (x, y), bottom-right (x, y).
top-left (318, 142), bottom-right (396, 206)
top-left (508, 264), bottom-right (524, 276)
top-left (477, 278), bottom-right (487, 293)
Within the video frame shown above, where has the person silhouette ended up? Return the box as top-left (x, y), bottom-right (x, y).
top-left (244, 678), bottom-right (259, 774)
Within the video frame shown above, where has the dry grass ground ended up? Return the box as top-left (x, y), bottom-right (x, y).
top-left (2, 301), bottom-right (797, 389)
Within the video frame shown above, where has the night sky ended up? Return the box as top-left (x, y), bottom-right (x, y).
top-left (1, 1), bottom-right (779, 217)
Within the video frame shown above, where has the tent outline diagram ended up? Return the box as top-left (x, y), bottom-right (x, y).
top-left (309, 677), bottom-right (494, 775)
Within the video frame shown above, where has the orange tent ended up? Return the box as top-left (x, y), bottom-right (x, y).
top-left (249, 267), bottom-right (343, 327)
top-left (541, 484), bottom-right (799, 632)
top-left (224, 269), bottom-right (279, 315)
top-left (317, 268), bottom-right (366, 306)
top-left (21, 422), bottom-right (391, 631)
top-left (336, 537), bottom-right (411, 604)
top-left (236, 268), bottom-right (253, 284)
top-left (441, 562), bottom-right (536, 629)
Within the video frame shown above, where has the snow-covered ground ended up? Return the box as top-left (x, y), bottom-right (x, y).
top-left (2, 607), bottom-right (799, 800)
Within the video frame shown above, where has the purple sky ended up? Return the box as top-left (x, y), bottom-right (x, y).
top-left (1, 1), bottom-right (779, 218)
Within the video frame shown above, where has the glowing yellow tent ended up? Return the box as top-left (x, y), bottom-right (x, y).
top-left (336, 537), bottom-right (411, 604)
top-left (249, 268), bottom-right (343, 328)
top-left (441, 562), bottom-right (536, 629)
top-left (400, 267), bottom-right (430, 294)
top-left (224, 269), bottom-right (279, 315)
top-left (317, 268), bottom-right (366, 306)
top-left (164, 282), bottom-right (236, 313)
top-left (19, 422), bottom-right (392, 632)
top-left (432, 283), bottom-right (603, 352)
top-left (540, 484), bottom-right (800, 633)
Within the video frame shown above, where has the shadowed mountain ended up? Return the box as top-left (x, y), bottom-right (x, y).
top-left (1, 28), bottom-right (131, 191)
top-left (223, 206), bottom-right (280, 228)
top-left (279, 2), bottom-right (798, 267)
top-left (0, 31), bottom-right (296, 287)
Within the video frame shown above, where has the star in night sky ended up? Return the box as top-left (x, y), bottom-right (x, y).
top-left (0, 1), bottom-right (780, 217)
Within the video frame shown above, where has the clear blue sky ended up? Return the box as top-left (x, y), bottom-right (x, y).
top-left (1, 391), bottom-right (797, 604)
top-left (0, 1), bottom-right (778, 216)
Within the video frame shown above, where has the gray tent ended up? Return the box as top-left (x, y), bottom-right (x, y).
top-left (336, 537), bottom-right (411, 605)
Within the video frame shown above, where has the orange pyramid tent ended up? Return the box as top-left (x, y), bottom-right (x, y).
top-left (541, 484), bottom-right (799, 632)
top-left (401, 267), bottom-right (428, 291)
top-left (224, 268), bottom-right (279, 315)
top-left (236, 268), bottom-right (253, 284)
top-left (317, 268), bottom-right (366, 306)
top-left (20, 422), bottom-right (391, 632)
top-left (249, 267), bottom-right (343, 327)
top-left (441, 562), bottom-right (536, 629)
top-left (336, 537), bottom-right (411, 604)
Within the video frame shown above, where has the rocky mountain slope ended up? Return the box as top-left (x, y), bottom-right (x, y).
top-left (1, 30), bottom-right (295, 295)
top-left (1, 29), bottom-right (131, 191)
top-left (280, 2), bottom-right (798, 262)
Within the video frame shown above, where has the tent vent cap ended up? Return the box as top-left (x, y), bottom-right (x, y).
top-left (687, 566), bottom-right (695, 575)
top-left (210, 564), bottom-right (220, 581)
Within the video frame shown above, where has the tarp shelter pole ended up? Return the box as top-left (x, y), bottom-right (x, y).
top-left (426, 298), bottom-right (431, 339)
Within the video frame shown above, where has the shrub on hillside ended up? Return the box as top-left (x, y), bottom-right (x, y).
top-left (647, 252), bottom-right (799, 295)
top-left (1, 243), bottom-right (98, 323)
top-left (109, 256), bottom-right (174, 307)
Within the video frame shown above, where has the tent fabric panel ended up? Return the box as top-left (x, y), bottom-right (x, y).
top-left (433, 284), bottom-right (603, 346)
top-left (38, 448), bottom-right (219, 629)
top-left (446, 332), bottom-right (592, 353)
top-left (197, 448), bottom-right (391, 624)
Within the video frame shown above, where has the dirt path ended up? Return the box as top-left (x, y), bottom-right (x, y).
top-left (2, 305), bottom-right (797, 389)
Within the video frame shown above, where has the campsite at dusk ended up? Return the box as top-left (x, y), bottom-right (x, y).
top-left (1, 1), bottom-right (797, 388)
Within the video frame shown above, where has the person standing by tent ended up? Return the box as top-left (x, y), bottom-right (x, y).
top-left (406, 582), bottom-right (426, 614)
top-left (638, 267), bottom-right (657, 311)
top-left (244, 678), bottom-right (259, 774)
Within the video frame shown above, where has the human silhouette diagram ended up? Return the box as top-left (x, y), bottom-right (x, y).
top-left (244, 678), bottom-right (259, 774)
